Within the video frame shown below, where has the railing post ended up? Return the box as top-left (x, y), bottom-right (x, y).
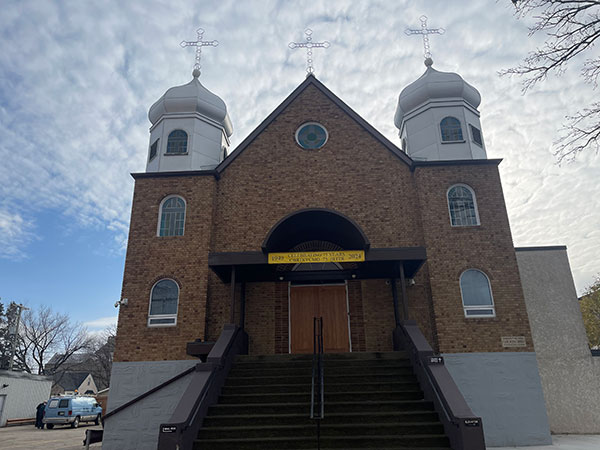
top-left (390, 277), bottom-right (401, 327)
top-left (239, 282), bottom-right (246, 330)
top-left (229, 266), bottom-right (236, 324)
top-left (399, 263), bottom-right (409, 320)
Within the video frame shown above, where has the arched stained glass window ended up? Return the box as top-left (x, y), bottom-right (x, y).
top-left (447, 185), bottom-right (479, 226)
top-left (460, 269), bottom-right (495, 317)
top-left (159, 196), bottom-right (186, 236)
top-left (440, 117), bottom-right (463, 142)
top-left (166, 130), bottom-right (188, 154)
top-left (148, 279), bottom-right (179, 326)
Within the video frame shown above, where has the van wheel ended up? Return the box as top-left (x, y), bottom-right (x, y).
top-left (94, 414), bottom-right (100, 425)
top-left (71, 416), bottom-right (80, 428)
top-left (46, 424), bottom-right (54, 430)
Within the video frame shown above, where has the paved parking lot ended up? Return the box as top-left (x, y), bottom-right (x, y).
top-left (0, 424), bottom-right (102, 450)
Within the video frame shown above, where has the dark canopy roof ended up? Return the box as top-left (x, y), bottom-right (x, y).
top-left (262, 208), bottom-right (370, 253)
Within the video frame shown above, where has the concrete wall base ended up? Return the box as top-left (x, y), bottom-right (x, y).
top-left (443, 352), bottom-right (552, 447)
top-left (102, 360), bottom-right (197, 450)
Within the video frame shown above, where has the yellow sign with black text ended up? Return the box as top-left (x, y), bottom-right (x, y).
top-left (268, 250), bottom-right (365, 264)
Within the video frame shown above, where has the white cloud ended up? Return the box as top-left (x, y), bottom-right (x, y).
top-left (0, 208), bottom-right (37, 259)
top-left (0, 0), bottom-right (598, 294)
top-left (83, 315), bottom-right (118, 331)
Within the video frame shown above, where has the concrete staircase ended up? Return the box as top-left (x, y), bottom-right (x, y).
top-left (195, 351), bottom-right (450, 449)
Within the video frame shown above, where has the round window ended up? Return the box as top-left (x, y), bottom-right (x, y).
top-left (295, 122), bottom-right (328, 149)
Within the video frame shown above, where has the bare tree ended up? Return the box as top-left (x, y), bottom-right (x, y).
top-left (20, 306), bottom-right (93, 375)
top-left (502, 1), bottom-right (600, 162)
top-left (87, 325), bottom-right (116, 390)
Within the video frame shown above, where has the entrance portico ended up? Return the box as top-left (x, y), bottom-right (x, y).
top-left (208, 208), bottom-right (427, 355)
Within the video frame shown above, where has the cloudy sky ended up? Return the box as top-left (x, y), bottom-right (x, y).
top-left (0, 0), bottom-right (598, 333)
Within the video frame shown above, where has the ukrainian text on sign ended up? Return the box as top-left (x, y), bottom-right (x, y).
top-left (268, 250), bottom-right (365, 264)
top-left (501, 336), bottom-right (526, 348)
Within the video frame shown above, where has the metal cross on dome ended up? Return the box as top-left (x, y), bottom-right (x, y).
top-left (405, 15), bottom-right (445, 61)
top-left (289, 28), bottom-right (330, 75)
top-left (180, 28), bottom-right (219, 77)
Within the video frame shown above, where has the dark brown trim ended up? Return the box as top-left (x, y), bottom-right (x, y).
top-left (394, 321), bottom-right (486, 449)
top-left (411, 159), bottom-right (502, 171)
top-left (216, 74), bottom-right (412, 174)
top-left (208, 247), bottom-right (427, 283)
top-left (131, 169), bottom-right (219, 180)
top-left (515, 245), bottom-right (567, 252)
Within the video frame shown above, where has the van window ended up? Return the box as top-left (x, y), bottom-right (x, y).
top-left (58, 399), bottom-right (69, 408)
top-left (48, 400), bottom-right (58, 408)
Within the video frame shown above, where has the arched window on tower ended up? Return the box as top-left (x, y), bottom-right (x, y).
top-left (447, 184), bottom-right (480, 226)
top-left (166, 130), bottom-right (188, 154)
top-left (148, 279), bottom-right (179, 326)
top-left (460, 269), bottom-right (495, 317)
top-left (440, 117), bottom-right (464, 142)
top-left (158, 196), bottom-right (186, 236)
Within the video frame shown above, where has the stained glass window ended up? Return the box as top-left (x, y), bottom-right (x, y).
top-left (448, 185), bottom-right (479, 226)
top-left (166, 130), bottom-right (188, 154)
top-left (460, 269), bottom-right (495, 317)
top-left (148, 279), bottom-right (179, 326)
top-left (159, 196), bottom-right (185, 236)
top-left (149, 139), bottom-right (159, 161)
top-left (295, 122), bottom-right (328, 149)
top-left (440, 117), bottom-right (463, 142)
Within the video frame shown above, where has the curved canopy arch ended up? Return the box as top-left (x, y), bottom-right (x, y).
top-left (262, 208), bottom-right (370, 253)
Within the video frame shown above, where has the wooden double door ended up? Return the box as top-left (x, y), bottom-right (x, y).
top-left (289, 284), bottom-right (350, 354)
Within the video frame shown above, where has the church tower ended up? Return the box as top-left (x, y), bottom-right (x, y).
top-left (394, 58), bottom-right (486, 161)
top-left (145, 68), bottom-right (233, 172)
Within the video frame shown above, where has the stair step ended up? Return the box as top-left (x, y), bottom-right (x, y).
top-left (221, 381), bottom-right (420, 395)
top-left (203, 411), bottom-right (440, 427)
top-left (199, 422), bottom-right (445, 439)
top-left (233, 357), bottom-right (410, 371)
top-left (228, 363), bottom-right (413, 378)
top-left (225, 372), bottom-right (415, 386)
top-left (235, 351), bottom-right (409, 363)
top-left (218, 390), bottom-right (424, 404)
top-left (194, 434), bottom-right (450, 449)
top-left (207, 399), bottom-right (435, 416)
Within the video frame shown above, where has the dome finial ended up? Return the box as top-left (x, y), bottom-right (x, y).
top-left (424, 57), bottom-right (433, 67)
top-left (192, 68), bottom-right (201, 78)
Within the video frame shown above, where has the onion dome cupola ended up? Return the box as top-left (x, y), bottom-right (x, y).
top-left (145, 69), bottom-right (233, 172)
top-left (394, 58), bottom-right (486, 161)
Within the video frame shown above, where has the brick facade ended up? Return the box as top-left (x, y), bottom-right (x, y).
top-left (114, 80), bottom-right (534, 362)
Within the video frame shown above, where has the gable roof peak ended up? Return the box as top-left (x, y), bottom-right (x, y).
top-left (217, 75), bottom-right (412, 173)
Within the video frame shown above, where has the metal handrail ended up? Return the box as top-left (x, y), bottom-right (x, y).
top-left (310, 316), bottom-right (324, 450)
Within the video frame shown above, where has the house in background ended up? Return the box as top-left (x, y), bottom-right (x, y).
top-left (51, 372), bottom-right (98, 396)
top-left (45, 335), bottom-right (114, 391)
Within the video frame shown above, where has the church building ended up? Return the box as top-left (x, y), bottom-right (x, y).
top-left (103, 48), bottom-right (600, 450)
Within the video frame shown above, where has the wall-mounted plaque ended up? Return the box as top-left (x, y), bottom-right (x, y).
top-left (501, 336), bottom-right (526, 348)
